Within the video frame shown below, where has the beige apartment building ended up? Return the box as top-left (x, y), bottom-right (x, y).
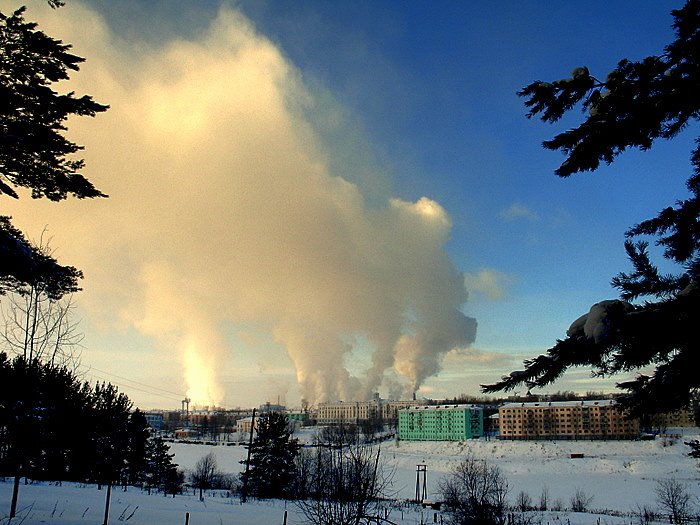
top-left (317, 398), bottom-right (422, 425)
top-left (499, 400), bottom-right (639, 440)
top-left (651, 405), bottom-right (697, 428)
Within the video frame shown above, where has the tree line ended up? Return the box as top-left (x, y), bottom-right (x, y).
top-left (0, 352), bottom-right (182, 518)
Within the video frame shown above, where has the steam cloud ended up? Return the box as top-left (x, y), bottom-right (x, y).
top-left (4, 3), bottom-right (477, 404)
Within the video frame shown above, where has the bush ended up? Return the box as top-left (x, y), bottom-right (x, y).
top-left (438, 454), bottom-right (508, 525)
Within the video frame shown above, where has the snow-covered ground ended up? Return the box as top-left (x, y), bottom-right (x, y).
top-left (2, 429), bottom-right (700, 524)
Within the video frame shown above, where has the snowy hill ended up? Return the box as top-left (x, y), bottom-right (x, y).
top-left (2, 431), bottom-right (699, 524)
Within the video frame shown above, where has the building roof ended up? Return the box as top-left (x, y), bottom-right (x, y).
top-left (500, 399), bottom-right (617, 409)
top-left (400, 404), bottom-right (482, 412)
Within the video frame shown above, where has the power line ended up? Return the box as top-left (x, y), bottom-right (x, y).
top-left (82, 365), bottom-right (185, 397)
top-left (81, 365), bottom-right (246, 412)
top-left (88, 372), bottom-right (183, 403)
top-left (81, 368), bottom-right (184, 404)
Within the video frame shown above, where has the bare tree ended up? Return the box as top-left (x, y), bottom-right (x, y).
top-left (1, 290), bottom-right (82, 366)
top-left (538, 485), bottom-right (549, 511)
top-left (1, 238), bottom-right (82, 368)
top-left (633, 504), bottom-right (660, 525)
top-left (438, 454), bottom-right (509, 525)
top-left (190, 452), bottom-right (221, 502)
top-left (515, 491), bottom-right (533, 512)
top-left (295, 444), bottom-right (393, 525)
top-left (315, 422), bottom-right (360, 446)
top-left (569, 488), bottom-right (594, 513)
top-left (655, 478), bottom-right (692, 523)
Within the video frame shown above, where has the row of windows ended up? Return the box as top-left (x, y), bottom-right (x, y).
top-left (501, 408), bottom-right (614, 415)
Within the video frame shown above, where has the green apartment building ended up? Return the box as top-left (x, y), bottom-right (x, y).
top-left (398, 404), bottom-right (484, 441)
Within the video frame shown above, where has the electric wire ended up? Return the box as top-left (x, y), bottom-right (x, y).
top-left (81, 367), bottom-right (184, 405)
top-left (84, 365), bottom-right (185, 397)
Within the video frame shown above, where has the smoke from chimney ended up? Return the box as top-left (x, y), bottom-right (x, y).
top-left (5, 3), bottom-right (478, 405)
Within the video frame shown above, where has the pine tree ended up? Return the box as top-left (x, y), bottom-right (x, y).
top-left (88, 383), bottom-right (132, 487)
top-left (0, 352), bottom-right (88, 516)
top-left (0, 6), bottom-right (108, 298)
top-left (124, 409), bottom-right (150, 487)
top-left (483, 1), bottom-right (700, 416)
top-left (0, 353), bottom-right (45, 517)
top-left (241, 412), bottom-right (300, 499)
top-left (145, 436), bottom-right (181, 495)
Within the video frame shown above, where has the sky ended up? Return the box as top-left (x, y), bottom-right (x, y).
top-left (1, 0), bottom-right (696, 410)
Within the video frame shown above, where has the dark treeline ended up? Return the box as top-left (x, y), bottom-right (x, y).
top-left (427, 390), bottom-right (613, 406)
top-left (0, 352), bottom-right (182, 494)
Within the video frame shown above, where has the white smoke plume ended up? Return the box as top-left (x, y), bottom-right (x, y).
top-left (3, 3), bottom-right (476, 405)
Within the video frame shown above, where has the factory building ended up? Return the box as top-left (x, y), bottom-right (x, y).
top-left (316, 395), bottom-right (422, 426)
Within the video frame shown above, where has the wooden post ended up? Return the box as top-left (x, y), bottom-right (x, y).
top-left (185, 511), bottom-right (190, 525)
top-left (102, 482), bottom-right (112, 525)
top-left (9, 472), bottom-right (21, 518)
top-left (283, 510), bottom-right (288, 525)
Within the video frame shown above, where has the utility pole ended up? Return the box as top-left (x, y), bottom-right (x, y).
top-left (415, 464), bottom-right (427, 503)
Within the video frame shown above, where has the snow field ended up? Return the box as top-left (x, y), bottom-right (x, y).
top-left (2, 430), bottom-right (699, 524)
top-left (170, 430), bottom-right (700, 513)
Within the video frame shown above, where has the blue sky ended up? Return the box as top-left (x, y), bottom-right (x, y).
top-left (3, 0), bottom-right (695, 409)
top-left (232, 0), bottom-right (690, 342)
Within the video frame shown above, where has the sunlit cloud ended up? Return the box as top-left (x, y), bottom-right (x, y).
top-left (5, 2), bottom-right (476, 405)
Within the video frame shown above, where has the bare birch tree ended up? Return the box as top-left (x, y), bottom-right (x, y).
top-left (1, 237), bottom-right (83, 368)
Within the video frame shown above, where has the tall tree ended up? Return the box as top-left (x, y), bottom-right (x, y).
top-left (1, 237), bottom-right (83, 367)
top-left (88, 382), bottom-right (132, 525)
top-left (483, 1), bottom-right (700, 416)
top-left (0, 353), bottom-right (44, 518)
top-left (0, 5), bottom-right (108, 298)
top-left (89, 382), bottom-right (132, 486)
top-left (0, 352), bottom-right (86, 517)
top-left (124, 409), bottom-right (149, 487)
top-left (241, 411), bottom-right (300, 499)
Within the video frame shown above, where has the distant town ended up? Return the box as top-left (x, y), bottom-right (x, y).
top-left (144, 391), bottom-right (700, 443)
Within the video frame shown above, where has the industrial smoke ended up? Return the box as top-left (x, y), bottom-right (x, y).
top-left (5, 3), bottom-right (477, 404)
